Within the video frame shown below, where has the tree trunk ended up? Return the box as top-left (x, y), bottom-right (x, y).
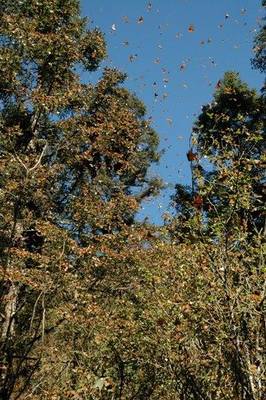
top-left (0, 280), bottom-right (19, 399)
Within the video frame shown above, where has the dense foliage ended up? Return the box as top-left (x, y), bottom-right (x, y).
top-left (170, 71), bottom-right (265, 400)
top-left (0, 1), bottom-right (265, 399)
top-left (252, 0), bottom-right (266, 75)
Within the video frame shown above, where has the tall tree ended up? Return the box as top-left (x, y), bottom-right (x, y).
top-left (172, 71), bottom-right (265, 241)
top-left (169, 67), bottom-right (265, 400)
top-left (0, 1), bottom-right (160, 398)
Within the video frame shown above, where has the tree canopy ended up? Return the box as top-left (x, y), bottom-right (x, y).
top-left (0, 1), bottom-right (265, 399)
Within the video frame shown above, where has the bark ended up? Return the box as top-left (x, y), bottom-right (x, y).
top-left (0, 281), bottom-right (19, 399)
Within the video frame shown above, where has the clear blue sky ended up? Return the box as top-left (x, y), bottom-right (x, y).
top-left (81, 0), bottom-right (264, 224)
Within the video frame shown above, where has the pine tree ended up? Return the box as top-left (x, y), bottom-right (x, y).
top-left (168, 72), bottom-right (265, 400)
top-left (173, 72), bottom-right (265, 241)
top-left (170, 64), bottom-right (265, 400)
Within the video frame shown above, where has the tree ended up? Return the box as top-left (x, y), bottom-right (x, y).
top-left (169, 71), bottom-right (265, 399)
top-left (0, 1), bottom-right (160, 398)
top-left (170, 9), bottom-right (266, 392)
top-left (173, 72), bottom-right (265, 241)
top-left (252, 0), bottom-right (266, 76)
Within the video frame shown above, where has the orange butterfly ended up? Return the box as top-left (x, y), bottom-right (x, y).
top-left (186, 150), bottom-right (197, 161)
top-left (193, 195), bottom-right (203, 209)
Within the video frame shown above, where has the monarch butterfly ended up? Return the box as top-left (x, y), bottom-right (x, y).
top-left (193, 195), bottom-right (203, 209)
top-left (216, 80), bottom-right (222, 89)
top-left (186, 150), bottom-right (197, 161)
